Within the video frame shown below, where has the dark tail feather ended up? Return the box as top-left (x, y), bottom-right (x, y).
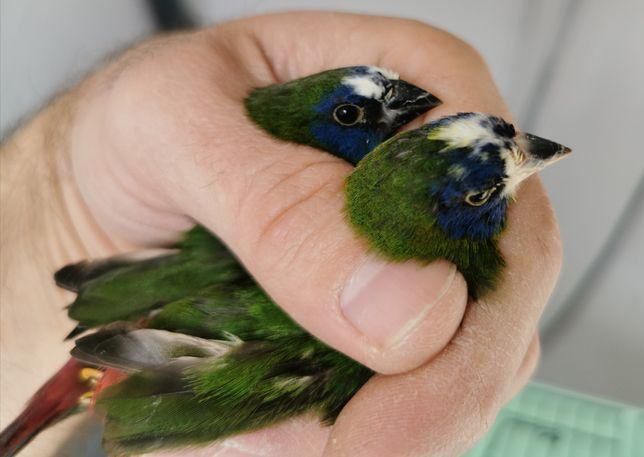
top-left (0, 359), bottom-right (94, 456)
top-left (55, 260), bottom-right (132, 293)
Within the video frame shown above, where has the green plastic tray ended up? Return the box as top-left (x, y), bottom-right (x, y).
top-left (466, 383), bottom-right (644, 457)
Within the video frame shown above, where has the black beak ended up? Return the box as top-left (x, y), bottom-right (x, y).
top-left (522, 133), bottom-right (572, 160)
top-left (386, 79), bottom-right (442, 130)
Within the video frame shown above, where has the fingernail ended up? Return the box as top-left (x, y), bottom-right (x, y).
top-left (340, 257), bottom-right (455, 347)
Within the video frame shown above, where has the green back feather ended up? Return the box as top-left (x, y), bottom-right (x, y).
top-left (96, 283), bottom-right (371, 454)
top-left (67, 227), bottom-right (248, 327)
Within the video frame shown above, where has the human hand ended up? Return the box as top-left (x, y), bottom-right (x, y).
top-left (2, 12), bottom-right (560, 457)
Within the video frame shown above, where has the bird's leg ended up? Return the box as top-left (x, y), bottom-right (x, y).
top-left (78, 367), bottom-right (103, 386)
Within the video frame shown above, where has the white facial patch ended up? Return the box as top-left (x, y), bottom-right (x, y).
top-left (342, 74), bottom-right (386, 99)
top-left (342, 66), bottom-right (398, 100)
top-left (367, 66), bottom-right (399, 80)
top-left (430, 114), bottom-right (495, 150)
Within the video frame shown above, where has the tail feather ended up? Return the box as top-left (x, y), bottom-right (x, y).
top-left (54, 249), bottom-right (180, 293)
top-left (54, 260), bottom-right (132, 293)
top-left (63, 228), bottom-right (250, 329)
top-left (0, 359), bottom-right (92, 456)
top-left (72, 326), bottom-right (234, 373)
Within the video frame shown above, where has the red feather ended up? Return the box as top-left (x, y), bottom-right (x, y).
top-left (0, 359), bottom-right (93, 457)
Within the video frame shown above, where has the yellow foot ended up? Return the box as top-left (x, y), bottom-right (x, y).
top-left (79, 391), bottom-right (94, 406)
top-left (79, 367), bottom-right (103, 383)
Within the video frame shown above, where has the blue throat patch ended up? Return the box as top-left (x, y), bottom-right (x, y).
top-left (310, 86), bottom-right (384, 164)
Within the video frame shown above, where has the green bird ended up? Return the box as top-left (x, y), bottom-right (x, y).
top-left (0, 66), bottom-right (439, 457)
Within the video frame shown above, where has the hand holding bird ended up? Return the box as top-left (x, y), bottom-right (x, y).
top-left (1, 12), bottom-right (566, 457)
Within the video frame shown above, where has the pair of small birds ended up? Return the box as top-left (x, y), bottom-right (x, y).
top-left (0, 66), bottom-right (570, 456)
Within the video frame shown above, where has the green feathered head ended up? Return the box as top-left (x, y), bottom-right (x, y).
top-left (245, 66), bottom-right (441, 164)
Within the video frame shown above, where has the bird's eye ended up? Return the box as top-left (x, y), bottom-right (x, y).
top-left (333, 104), bottom-right (364, 126)
top-left (465, 188), bottom-right (494, 206)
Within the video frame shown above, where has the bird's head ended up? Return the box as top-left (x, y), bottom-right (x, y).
top-left (423, 113), bottom-right (570, 240)
top-left (346, 112), bottom-right (570, 279)
top-left (245, 66), bottom-right (441, 164)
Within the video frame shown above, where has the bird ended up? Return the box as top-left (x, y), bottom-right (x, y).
top-left (24, 113), bottom-right (570, 455)
top-left (0, 66), bottom-right (439, 457)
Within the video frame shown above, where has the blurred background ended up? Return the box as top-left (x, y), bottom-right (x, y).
top-left (2, 0), bottom-right (642, 411)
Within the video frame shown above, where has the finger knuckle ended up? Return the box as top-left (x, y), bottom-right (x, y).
top-left (462, 373), bottom-right (504, 441)
top-left (244, 158), bottom-right (348, 269)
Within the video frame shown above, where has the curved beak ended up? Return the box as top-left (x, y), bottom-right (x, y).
top-left (386, 79), bottom-right (442, 130)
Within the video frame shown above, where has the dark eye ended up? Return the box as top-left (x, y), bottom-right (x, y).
top-left (333, 104), bottom-right (364, 126)
top-left (465, 188), bottom-right (494, 206)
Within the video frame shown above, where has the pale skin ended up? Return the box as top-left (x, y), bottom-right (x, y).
top-left (0, 12), bottom-right (560, 457)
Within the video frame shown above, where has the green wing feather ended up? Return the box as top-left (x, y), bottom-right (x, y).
top-left (72, 282), bottom-right (371, 454)
top-left (63, 227), bottom-right (249, 328)
top-left (99, 347), bottom-right (371, 455)
top-left (61, 226), bottom-right (371, 454)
